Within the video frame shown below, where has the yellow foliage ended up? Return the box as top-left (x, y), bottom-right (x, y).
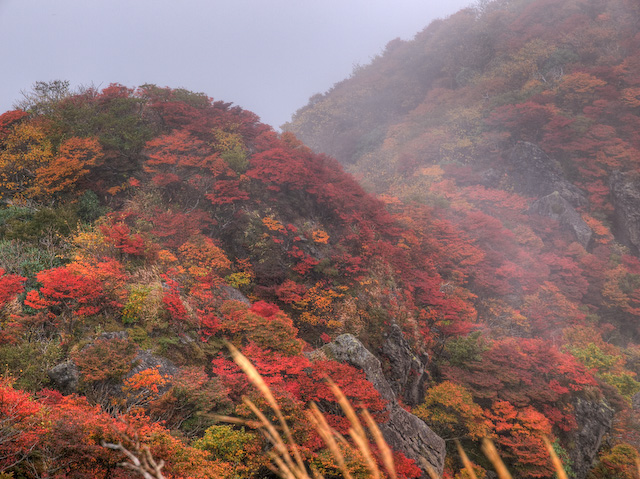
top-left (124, 367), bottom-right (167, 395)
top-left (311, 229), bottom-right (330, 244)
top-left (262, 216), bottom-right (286, 233)
top-left (414, 380), bottom-right (488, 440)
top-left (294, 282), bottom-right (344, 325)
top-left (212, 127), bottom-right (245, 153)
top-left (0, 122), bottom-right (53, 199)
top-left (179, 235), bottom-right (232, 280)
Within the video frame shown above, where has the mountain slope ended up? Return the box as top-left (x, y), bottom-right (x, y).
top-left (285, 0), bottom-right (640, 476)
top-left (0, 83), bottom-right (487, 478)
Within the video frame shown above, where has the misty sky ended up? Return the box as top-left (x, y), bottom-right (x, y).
top-left (1, 0), bottom-right (471, 129)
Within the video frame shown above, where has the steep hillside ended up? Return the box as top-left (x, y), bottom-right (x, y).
top-left (0, 82), bottom-right (522, 478)
top-left (284, 0), bottom-right (640, 476)
top-left (2, 0), bottom-right (640, 472)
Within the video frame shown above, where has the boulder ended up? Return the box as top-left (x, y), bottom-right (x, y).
top-left (323, 334), bottom-right (395, 402)
top-left (610, 170), bottom-right (640, 255)
top-left (128, 349), bottom-right (179, 379)
top-left (381, 323), bottom-right (429, 406)
top-left (323, 334), bottom-right (446, 476)
top-left (507, 142), bottom-right (587, 207)
top-left (529, 192), bottom-right (593, 248)
top-left (570, 399), bottom-right (614, 479)
top-left (48, 360), bottom-right (80, 394)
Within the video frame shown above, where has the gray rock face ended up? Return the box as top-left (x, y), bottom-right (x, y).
top-left (48, 360), bottom-right (80, 394)
top-left (529, 192), bottom-right (593, 248)
top-left (508, 142), bottom-right (587, 207)
top-left (324, 334), bottom-right (395, 402)
top-left (129, 349), bottom-right (179, 379)
top-left (610, 171), bottom-right (640, 255)
top-left (381, 323), bottom-right (428, 406)
top-left (570, 399), bottom-right (614, 479)
top-left (323, 334), bottom-right (446, 476)
top-left (222, 285), bottom-right (252, 306)
top-left (98, 331), bottom-right (129, 341)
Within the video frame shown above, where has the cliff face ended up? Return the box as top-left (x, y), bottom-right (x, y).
top-left (322, 334), bottom-right (446, 476)
top-left (610, 171), bottom-right (640, 255)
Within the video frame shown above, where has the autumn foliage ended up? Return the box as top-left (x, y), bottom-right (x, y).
top-left (2, 3), bottom-right (640, 473)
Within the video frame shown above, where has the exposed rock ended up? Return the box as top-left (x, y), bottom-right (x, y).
top-left (507, 142), bottom-right (587, 207)
top-left (98, 331), bottom-right (129, 341)
top-left (381, 323), bottom-right (428, 406)
top-left (633, 391), bottom-right (640, 411)
top-left (323, 334), bottom-right (395, 402)
top-left (610, 170), bottom-right (640, 255)
top-left (323, 334), bottom-right (446, 476)
top-left (128, 349), bottom-right (179, 379)
top-left (480, 168), bottom-right (502, 188)
top-left (222, 285), bottom-right (251, 306)
top-left (48, 360), bottom-right (80, 394)
top-left (529, 192), bottom-right (593, 248)
top-left (570, 399), bottom-right (614, 479)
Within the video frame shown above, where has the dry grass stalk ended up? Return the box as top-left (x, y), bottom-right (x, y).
top-left (211, 414), bottom-right (262, 429)
top-left (326, 378), bottom-right (380, 479)
top-left (228, 344), bottom-right (412, 479)
top-left (326, 378), bottom-right (369, 444)
top-left (102, 440), bottom-right (165, 479)
top-left (243, 397), bottom-right (309, 479)
top-left (361, 408), bottom-right (396, 479)
top-left (349, 427), bottom-right (382, 479)
top-left (481, 438), bottom-right (512, 479)
top-left (228, 342), bottom-right (307, 474)
top-left (455, 439), bottom-right (477, 479)
top-left (542, 436), bottom-right (568, 479)
top-left (306, 403), bottom-right (353, 479)
top-left (419, 457), bottom-right (441, 479)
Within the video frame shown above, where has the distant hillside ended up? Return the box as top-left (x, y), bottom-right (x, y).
top-left (285, 0), bottom-right (640, 476)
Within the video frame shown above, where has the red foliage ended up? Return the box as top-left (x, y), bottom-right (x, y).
top-left (161, 276), bottom-right (194, 330)
top-left (25, 258), bottom-right (127, 320)
top-left (212, 342), bottom-right (387, 435)
top-left (0, 110), bottom-right (28, 137)
top-left (0, 379), bottom-right (44, 470)
top-left (101, 222), bottom-right (147, 256)
top-left (0, 269), bottom-right (26, 308)
top-left (445, 338), bottom-right (596, 432)
top-left (150, 208), bottom-right (213, 248)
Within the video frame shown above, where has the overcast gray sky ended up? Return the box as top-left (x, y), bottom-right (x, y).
top-left (1, 0), bottom-right (471, 129)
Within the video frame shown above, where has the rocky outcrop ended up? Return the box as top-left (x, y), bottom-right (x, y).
top-left (322, 334), bottom-right (446, 476)
top-left (381, 323), bottom-right (428, 406)
top-left (570, 399), bottom-right (614, 479)
top-left (128, 349), bottom-right (179, 379)
top-left (48, 341), bottom-right (179, 396)
top-left (529, 192), bottom-right (593, 248)
top-left (507, 142), bottom-right (587, 207)
top-left (48, 360), bottom-right (80, 394)
top-left (610, 170), bottom-right (640, 255)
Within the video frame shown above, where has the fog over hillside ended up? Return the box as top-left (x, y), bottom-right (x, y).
top-left (0, 0), bottom-right (470, 128)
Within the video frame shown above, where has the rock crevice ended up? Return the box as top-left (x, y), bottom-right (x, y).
top-left (507, 142), bottom-right (587, 207)
top-left (322, 334), bottom-right (445, 476)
